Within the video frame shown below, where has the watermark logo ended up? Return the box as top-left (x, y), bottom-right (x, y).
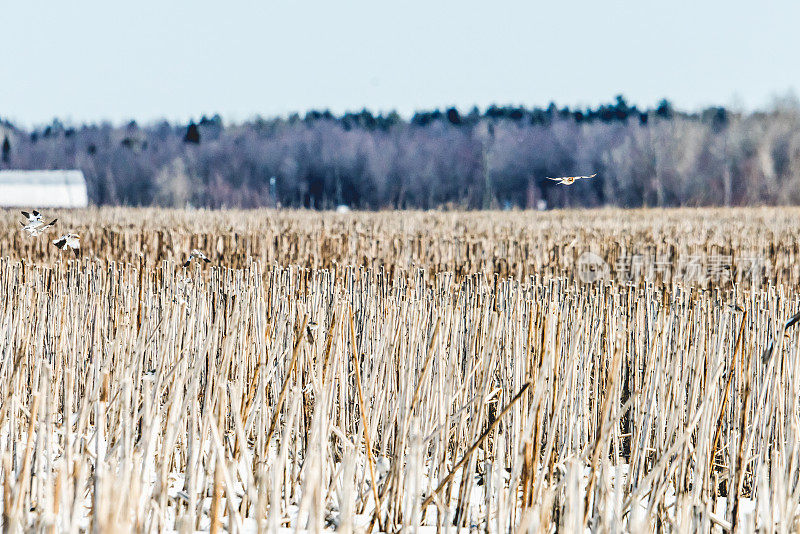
top-left (574, 252), bottom-right (770, 284)
top-left (576, 252), bottom-right (610, 283)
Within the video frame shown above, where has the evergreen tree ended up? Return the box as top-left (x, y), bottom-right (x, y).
top-left (183, 121), bottom-right (200, 144)
top-left (1, 136), bottom-right (9, 163)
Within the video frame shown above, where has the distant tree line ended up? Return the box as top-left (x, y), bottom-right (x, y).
top-left (2, 95), bottom-right (800, 209)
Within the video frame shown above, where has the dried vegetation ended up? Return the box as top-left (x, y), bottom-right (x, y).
top-left (1, 207), bottom-right (799, 532)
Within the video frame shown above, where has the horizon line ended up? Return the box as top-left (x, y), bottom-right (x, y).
top-left (3, 91), bottom-right (799, 130)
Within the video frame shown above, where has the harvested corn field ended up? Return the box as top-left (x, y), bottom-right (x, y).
top-left (1, 207), bottom-right (799, 532)
top-left (1, 207), bottom-right (800, 284)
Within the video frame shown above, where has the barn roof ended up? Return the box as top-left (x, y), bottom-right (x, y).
top-left (0, 170), bottom-right (89, 208)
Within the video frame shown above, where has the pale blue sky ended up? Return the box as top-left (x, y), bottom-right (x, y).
top-left (1, 0), bottom-right (798, 126)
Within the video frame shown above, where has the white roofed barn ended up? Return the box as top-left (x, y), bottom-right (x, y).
top-left (0, 170), bottom-right (89, 208)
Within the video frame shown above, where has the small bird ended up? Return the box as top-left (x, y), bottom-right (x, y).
top-left (21, 218), bottom-right (57, 237)
top-left (52, 234), bottom-right (81, 257)
top-left (546, 173), bottom-right (597, 185)
top-left (762, 311), bottom-right (800, 364)
top-left (183, 249), bottom-right (211, 267)
top-left (20, 210), bottom-right (57, 236)
top-left (21, 210), bottom-right (43, 225)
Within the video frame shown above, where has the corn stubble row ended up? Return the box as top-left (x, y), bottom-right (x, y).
top-left (1, 208), bottom-right (800, 532)
top-left (3, 207), bottom-right (800, 285)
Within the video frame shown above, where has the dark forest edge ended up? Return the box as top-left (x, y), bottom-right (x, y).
top-left (2, 95), bottom-right (800, 209)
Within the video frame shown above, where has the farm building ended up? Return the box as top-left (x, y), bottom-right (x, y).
top-left (0, 170), bottom-right (89, 208)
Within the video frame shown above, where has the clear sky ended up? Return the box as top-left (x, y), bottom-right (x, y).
top-left (1, 0), bottom-right (798, 127)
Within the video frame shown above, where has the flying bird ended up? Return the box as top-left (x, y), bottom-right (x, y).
top-left (546, 173), bottom-right (597, 185)
top-left (21, 218), bottom-right (57, 237)
top-left (21, 210), bottom-right (43, 225)
top-left (183, 249), bottom-right (211, 267)
top-left (52, 233), bottom-right (81, 257)
top-left (762, 310), bottom-right (800, 364)
top-left (20, 210), bottom-right (57, 236)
